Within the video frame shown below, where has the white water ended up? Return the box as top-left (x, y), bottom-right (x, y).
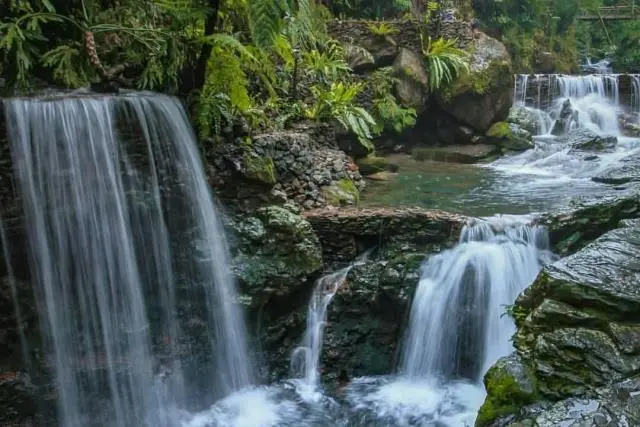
top-left (632, 74), bottom-right (640, 117)
top-left (4, 93), bottom-right (253, 426)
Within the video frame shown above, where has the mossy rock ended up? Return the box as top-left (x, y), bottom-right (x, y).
top-left (322, 178), bottom-right (360, 207)
top-left (356, 155), bottom-right (396, 175)
top-left (486, 122), bottom-right (513, 139)
top-left (476, 354), bottom-right (538, 426)
top-left (243, 151), bottom-right (277, 185)
top-left (486, 122), bottom-right (534, 151)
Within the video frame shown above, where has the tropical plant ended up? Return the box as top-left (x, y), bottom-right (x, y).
top-left (367, 22), bottom-right (399, 36)
top-left (421, 36), bottom-right (469, 92)
top-left (370, 67), bottom-right (417, 134)
top-left (304, 82), bottom-right (378, 150)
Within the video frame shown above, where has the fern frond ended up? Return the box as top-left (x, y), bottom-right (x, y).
top-left (248, 0), bottom-right (284, 48)
top-left (42, 45), bottom-right (88, 87)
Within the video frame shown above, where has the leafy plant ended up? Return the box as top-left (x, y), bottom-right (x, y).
top-left (367, 22), bottom-right (399, 36)
top-left (305, 82), bottom-right (378, 150)
top-left (370, 67), bottom-right (417, 134)
top-left (422, 36), bottom-right (469, 92)
top-left (302, 43), bottom-right (351, 84)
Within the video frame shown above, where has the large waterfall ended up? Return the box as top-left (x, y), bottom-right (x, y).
top-left (3, 93), bottom-right (253, 426)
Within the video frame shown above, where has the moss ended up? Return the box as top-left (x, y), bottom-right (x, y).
top-left (486, 121), bottom-right (513, 139)
top-left (356, 155), bottom-right (390, 175)
top-left (476, 363), bottom-right (538, 426)
top-left (323, 178), bottom-right (360, 206)
top-left (442, 59), bottom-right (511, 102)
top-left (243, 152), bottom-right (277, 185)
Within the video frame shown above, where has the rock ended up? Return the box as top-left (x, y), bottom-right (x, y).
top-left (593, 152), bottom-right (640, 185)
top-left (513, 225), bottom-right (640, 399)
top-left (355, 155), bottom-right (397, 175)
top-left (486, 122), bottom-right (534, 151)
top-left (231, 205), bottom-right (323, 303)
top-left (367, 171), bottom-right (398, 181)
top-left (321, 178), bottom-right (360, 207)
top-left (564, 129), bottom-right (618, 153)
top-left (361, 35), bottom-right (400, 68)
top-left (392, 48), bottom-right (429, 111)
top-left (535, 51), bottom-right (555, 74)
top-left (344, 43), bottom-right (375, 72)
top-left (243, 152), bottom-right (277, 185)
top-left (412, 144), bottom-right (498, 164)
top-left (551, 99), bottom-right (577, 136)
top-left (437, 32), bottom-right (513, 133)
top-left (477, 354), bottom-right (539, 426)
top-left (507, 106), bottom-right (540, 135)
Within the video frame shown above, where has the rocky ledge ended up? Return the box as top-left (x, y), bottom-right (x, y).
top-left (479, 219), bottom-right (640, 426)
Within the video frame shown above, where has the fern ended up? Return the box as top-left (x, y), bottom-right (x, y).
top-left (248, 0), bottom-right (285, 48)
top-left (204, 47), bottom-right (251, 113)
top-left (197, 91), bottom-right (232, 138)
top-left (303, 45), bottom-right (351, 84)
top-left (42, 44), bottom-right (88, 87)
top-left (422, 36), bottom-right (469, 92)
top-left (367, 22), bottom-right (398, 36)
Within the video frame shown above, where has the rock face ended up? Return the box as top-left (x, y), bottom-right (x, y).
top-left (480, 221), bottom-right (640, 426)
top-left (551, 99), bottom-right (577, 136)
top-left (438, 32), bottom-right (513, 133)
top-left (393, 48), bottom-right (429, 111)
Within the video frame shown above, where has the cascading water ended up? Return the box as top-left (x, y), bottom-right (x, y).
top-left (3, 93), bottom-right (253, 426)
top-left (343, 217), bottom-right (556, 426)
top-left (401, 217), bottom-right (555, 382)
top-left (632, 74), bottom-right (640, 117)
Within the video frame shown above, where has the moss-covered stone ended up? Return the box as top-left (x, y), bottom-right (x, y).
top-left (356, 155), bottom-right (393, 175)
top-left (477, 354), bottom-right (538, 426)
top-left (486, 121), bottom-right (513, 139)
top-left (243, 151), bottom-right (277, 185)
top-left (322, 178), bottom-right (360, 207)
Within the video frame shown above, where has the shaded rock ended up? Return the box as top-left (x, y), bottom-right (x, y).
top-left (361, 35), bottom-right (399, 68)
top-left (486, 122), bottom-right (534, 151)
top-left (507, 106), bottom-right (540, 135)
top-left (477, 353), bottom-right (538, 426)
top-left (413, 144), bottom-right (498, 164)
top-left (230, 205), bottom-right (323, 304)
top-left (535, 51), bottom-right (555, 74)
top-left (513, 225), bottom-right (640, 398)
top-left (243, 152), bottom-right (277, 185)
top-left (593, 152), bottom-right (640, 185)
top-left (392, 48), bottom-right (429, 111)
top-left (344, 43), bottom-right (375, 72)
top-left (356, 155), bottom-right (396, 175)
top-left (438, 32), bottom-right (513, 132)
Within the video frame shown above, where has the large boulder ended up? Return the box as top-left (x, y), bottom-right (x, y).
top-left (563, 129), bottom-right (618, 153)
top-left (392, 48), bottom-right (429, 111)
top-left (412, 144), bottom-right (499, 163)
top-left (551, 99), bottom-right (577, 136)
top-left (437, 32), bottom-right (513, 133)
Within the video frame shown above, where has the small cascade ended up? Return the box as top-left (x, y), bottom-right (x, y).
top-left (632, 75), bottom-right (640, 117)
top-left (401, 216), bottom-right (555, 382)
top-left (291, 256), bottom-right (367, 390)
top-left (3, 93), bottom-right (253, 426)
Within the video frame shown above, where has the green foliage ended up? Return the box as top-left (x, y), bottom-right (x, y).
top-left (422, 37), bottom-right (469, 92)
top-left (196, 91), bottom-right (232, 138)
top-left (42, 44), bottom-right (88, 87)
top-left (370, 67), bottom-right (416, 134)
top-left (305, 82), bottom-right (377, 150)
top-left (327, 0), bottom-right (412, 19)
top-left (302, 43), bottom-right (351, 84)
top-left (367, 22), bottom-right (399, 36)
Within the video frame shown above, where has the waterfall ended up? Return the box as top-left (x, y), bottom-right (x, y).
top-left (291, 256), bottom-right (367, 391)
top-left (3, 93), bottom-right (253, 426)
top-left (401, 216), bottom-right (555, 383)
top-left (632, 75), bottom-right (640, 117)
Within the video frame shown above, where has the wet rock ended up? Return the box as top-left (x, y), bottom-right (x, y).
top-left (392, 48), bottom-right (429, 111)
top-left (230, 205), bottom-right (323, 304)
top-left (486, 122), bottom-right (534, 152)
top-left (321, 178), bottom-right (360, 207)
top-left (564, 129), bottom-right (618, 153)
top-left (412, 144), bottom-right (499, 164)
top-left (551, 99), bottom-right (576, 136)
top-left (355, 155), bottom-right (397, 175)
top-left (513, 225), bottom-right (640, 399)
top-left (507, 106), bottom-right (540, 135)
top-left (593, 152), bottom-right (640, 185)
top-left (477, 353), bottom-right (538, 426)
top-left (366, 171), bottom-right (398, 181)
top-left (437, 32), bottom-right (513, 133)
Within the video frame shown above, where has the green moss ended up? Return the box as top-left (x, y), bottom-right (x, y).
top-left (356, 155), bottom-right (390, 175)
top-left (487, 121), bottom-right (513, 139)
top-left (476, 364), bottom-right (538, 426)
top-left (243, 152), bottom-right (277, 185)
top-left (442, 59), bottom-right (511, 102)
top-left (323, 178), bottom-right (360, 206)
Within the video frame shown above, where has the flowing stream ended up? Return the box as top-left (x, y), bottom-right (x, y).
top-left (3, 93), bottom-right (253, 426)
